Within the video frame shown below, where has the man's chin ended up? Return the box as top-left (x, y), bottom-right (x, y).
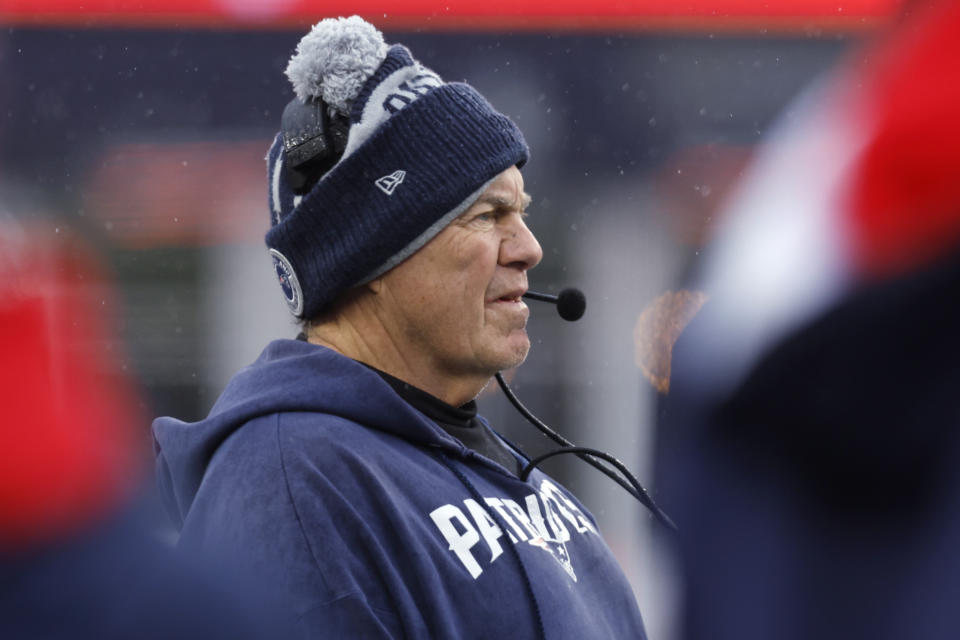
top-left (498, 337), bottom-right (531, 371)
top-left (476, 331), bottom-right (531, 375)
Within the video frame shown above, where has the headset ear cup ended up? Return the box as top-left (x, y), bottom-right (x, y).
top-left (328, 115), bottom-right (350, 158)
top-left (286, 155), bottom-right (335, 194)
top-left (280, 97), bottom-right (348, 194)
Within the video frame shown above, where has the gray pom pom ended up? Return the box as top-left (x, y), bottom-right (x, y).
top-left (285, 16), bottom-right (388, 116)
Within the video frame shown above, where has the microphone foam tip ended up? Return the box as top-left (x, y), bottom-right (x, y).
top-left (557, 288), bottom-right (586, 321)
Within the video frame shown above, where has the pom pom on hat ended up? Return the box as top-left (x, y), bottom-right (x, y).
top-left (284, 16), bottom-right (388, 115)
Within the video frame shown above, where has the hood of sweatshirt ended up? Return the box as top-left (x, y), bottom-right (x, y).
top-left (152, 338), bottom-right (470, 527)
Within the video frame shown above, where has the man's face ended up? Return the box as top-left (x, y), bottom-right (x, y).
top-left (377, 166), bottom-right (543, 390)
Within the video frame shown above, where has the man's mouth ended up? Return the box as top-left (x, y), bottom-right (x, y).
top-left (488, 289), bottom-right (527, 304)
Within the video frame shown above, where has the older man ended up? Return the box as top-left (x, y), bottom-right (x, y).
top-left (153, 17), bottom-right (646, 639)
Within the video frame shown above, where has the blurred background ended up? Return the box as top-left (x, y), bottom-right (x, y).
top-left (0, 1), bottom-right (904, 637)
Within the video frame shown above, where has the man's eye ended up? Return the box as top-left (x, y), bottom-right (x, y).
top-left (473, 212), bottom-right (494, 222)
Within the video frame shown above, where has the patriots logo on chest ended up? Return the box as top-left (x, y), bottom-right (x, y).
top-left (429, 478), bottom-right (597, 582)
top-left (527, 535), bottom-right (576, 581)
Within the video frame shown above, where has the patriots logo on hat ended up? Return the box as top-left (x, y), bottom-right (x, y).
top-left (269, 249), bottom-right (304, 317)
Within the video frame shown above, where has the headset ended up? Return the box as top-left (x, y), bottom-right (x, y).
top-left (280, 96), bottom-right (350, 194)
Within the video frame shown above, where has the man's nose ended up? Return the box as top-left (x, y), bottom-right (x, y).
top-left (501, 215), bottom-right (543, 271)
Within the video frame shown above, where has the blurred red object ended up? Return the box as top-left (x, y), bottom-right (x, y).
top-left (0, 221), bottom-right (142, 549)
top-left (849, 0), bottom-right (960, 277)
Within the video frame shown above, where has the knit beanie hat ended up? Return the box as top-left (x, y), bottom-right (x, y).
top-left (265, 16), bottom-right (529, 319)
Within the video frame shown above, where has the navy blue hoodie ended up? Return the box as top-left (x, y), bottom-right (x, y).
top-left (153, 339), bottom-right (646, 639)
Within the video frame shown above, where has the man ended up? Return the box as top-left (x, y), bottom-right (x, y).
top-left (154, 17), bottom-right (646, 639)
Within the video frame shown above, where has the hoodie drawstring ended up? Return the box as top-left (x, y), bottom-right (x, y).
top-left (435, 451), bottom-right (547, 640)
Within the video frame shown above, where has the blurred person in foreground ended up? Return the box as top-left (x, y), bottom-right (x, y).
top-left (0, 216), bottom-right (274, 639)
top-left (658, 1), bottom-right (960, 639)
top-left (152, 16), bottom-right (646, 640)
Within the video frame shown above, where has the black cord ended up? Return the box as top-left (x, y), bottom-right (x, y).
top-left (495, 372), bottom-right (677, 533)
top-left (520, 446), bottom-right (676, 532)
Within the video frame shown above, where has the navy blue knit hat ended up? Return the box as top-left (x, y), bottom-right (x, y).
top-left (266, 16), bottom-right (529, 319)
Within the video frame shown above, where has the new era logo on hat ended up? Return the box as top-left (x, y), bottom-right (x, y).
top-left (375, 170), bottom-right (406, 195)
